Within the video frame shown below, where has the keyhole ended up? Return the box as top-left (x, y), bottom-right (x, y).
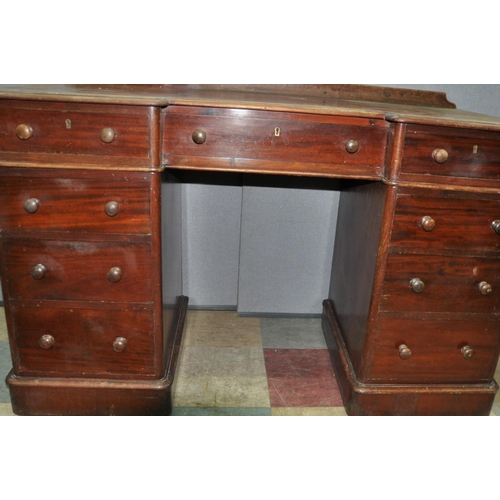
top-left (274, 127), bottom-right (281, 137)
top-left (65, 119), bottom-right (72, 129)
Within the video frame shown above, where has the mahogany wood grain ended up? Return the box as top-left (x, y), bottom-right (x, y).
top-left (401, 124), bottom-right (500, 182)
top-left (0, 168), bottom-right (153, 234)
top-left (0, 100), bottom-right (158, 169)
top-left (1, 235), bottom-right (153, 303)
top-left (10, 304), bottom-right (156, 378)
top-left (162, 106), bottom-right (388, 178)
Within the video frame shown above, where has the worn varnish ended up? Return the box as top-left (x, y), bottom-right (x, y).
top-left (1, 84), bottom-right (500, 416)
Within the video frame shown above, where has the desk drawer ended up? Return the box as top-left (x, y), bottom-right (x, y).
top-left (0, 169), bottom-right (152, 234)
top-left (390, 191), bottom-right (500, 254)
top-left (162, 106), bottom-right (388, 178)
top-left (401, 124), bottom-right (500, 182)
top-left (1, 236), bottom-right (153, 303)
top-left (0, 100), bottom-right (156, 168)
top-left (11, 304), bottom-right (155, 378)
top-left (367, 316), bottom-right (500, 384)
top-left (380, 253), bottom-right (500, 314)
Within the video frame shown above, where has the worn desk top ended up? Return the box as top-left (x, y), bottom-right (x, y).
top-left (1, 84), bottom-right (500, 131)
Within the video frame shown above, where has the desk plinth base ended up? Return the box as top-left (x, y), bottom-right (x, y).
top-left (322, 299), bottom-right (498, 416)
top-left (6, 296), bottom-right (188, 416)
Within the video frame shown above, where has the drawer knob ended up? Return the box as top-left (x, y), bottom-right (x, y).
top-left (39, 335), bottom-right (55, 350)
top-left (461, 345), bottom-right (474, 360)
top-left (421, 216), bottom-right (436, 232)
top-left (491, 220), bottom-right (500, 234)
top-left (478, 281), bottom-right (492, 296)
top-left (398, 344), bottom-right (412, 360)
top-left (410, 278), bottom-right (425, 293)
top-left (24, 198), bottom-right (40, 214)
top-left (16, 124), bottom-right (33, 140)
top-left (192, 129), bottom-right (207, 144)
top-left (105, 201), bottom-right (120, 217)
top-left (100, 127), bottom-right (116, 143)
top-left (107, 267), bottom-right (123, 283)
top-left (345, 139), bottom-right (359, 154)
top-left (113, 337), bottom-right (127, 353)
top-left (30, 263), bottom-right (47, 280)
top-left (432, 148), bottom-right (449, 164)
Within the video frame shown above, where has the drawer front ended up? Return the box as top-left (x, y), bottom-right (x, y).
top-left (381, 254), bottom-right (500, 314)
top-left (0, 169), bottom-right (152, 234)
top-left (1, 237), bottom-right (153, 303)
top-left (162, 106), bottom-right (388, 177)
top-left (0, 100), bottom-right (156, 168)
top-left (367, 317), bottom-right (500, 383)
top-left (11, 305), bottom-right (155, 378)
top-left (401, 124), bottom-right (500, 181)
top-left (390, 191), bottom-right (500, 254)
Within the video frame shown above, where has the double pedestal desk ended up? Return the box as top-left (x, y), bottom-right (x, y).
top-left (1, 84), bottom-right (499, 416)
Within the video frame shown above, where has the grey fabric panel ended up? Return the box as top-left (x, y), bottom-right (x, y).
top-left (237, 177), bottom-right (340, 315)
top-left (181, 172), bottom-right (243, 309)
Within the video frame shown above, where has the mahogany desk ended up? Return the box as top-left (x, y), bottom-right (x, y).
top-left (1, 84), bottom-right (499, 416)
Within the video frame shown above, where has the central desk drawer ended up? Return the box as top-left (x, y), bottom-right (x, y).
top-left (1, 236), bottom-right (153, 303)
top-left (0, 169), bottom-right (153, 234)
top-left (162, 106), bottom-right (388, 177)
top-left (11, 304), bottom-right (156, 378)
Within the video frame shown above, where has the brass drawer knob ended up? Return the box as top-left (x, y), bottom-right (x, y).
top-left (398, 344), bottom-right (412, 360)
top-left (421, 216), bottom-right (436, 232)
top-left (39, 334), bottom-right (55, 350)
top-left (30, 263), bottom-right (47, 280)
top-left (16, 124), bottom-right (33, 140)
top-left (461, 345), bottom-right (474, 360)
top-left (432, 148), bottom-right (449, 164)
top-left (491, 220), bottom-right (500, 234)
top-left (345, 139), bottom-right (359, 154)
top-left (478, 281), bottom-right (492, 296)
top-left (192, 129), bottom-right (207, 144)
top-left (24, 198), bottom-right (40, 214)
top-left (105, 201), bottom-right (120, 217)
top-left (113, 337), bottom-right (127, 353)
top-left (410, 278), bottom-right (425, 293)
top-left (107, 267), bottom-right (123, 283)
top-left (100, 127), bottom-right (116, 143)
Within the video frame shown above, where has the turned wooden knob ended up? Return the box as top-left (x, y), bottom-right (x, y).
top-left (30, 263), bottom-right (47, 280)
top-left (24, 198), bottom-right (40, 214)
top-left (410, 278), bottom-right (425, 293)
top-left (432, 148), bottom-right (449, 164)
top-left (16, 124), bottom-right (33, 140)
top-left (107, 267), bottom-right (123, 283)
top-left (39, 335), bottom-right (55, 349)
top-left (100, 128), bottom-right (116, 143)
top-left (105, 201), bottom-right (120, 217)
top-left (192, 129), bottom-right (207, 144)
top-left (478, 281), bottom-right (492, 296)
top-left (421, 216), bottom-right (436, 232)
top-left (491, 220), bottom-right (500, 234)
top-left (113, 337), bottom-right (127, 353)
top-left (461, 345), bottom-right (474, 360)
top-left (345, 139), bottom-right (359, 154)
top-left (398, 344), bottom-right (412, 360)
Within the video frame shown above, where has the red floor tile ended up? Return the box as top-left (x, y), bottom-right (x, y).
top-left (264, 349), bottom-right (343, 407)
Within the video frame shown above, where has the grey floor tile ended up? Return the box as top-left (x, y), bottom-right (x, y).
top-left (171, 407), bottom-right (216, 416)
top-left (260, 317), bottom-right (327, 349)
top-left (0, 342), bottom-right (12, 403)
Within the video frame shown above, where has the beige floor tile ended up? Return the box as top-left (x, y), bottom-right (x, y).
top-left (272, 407), bottom-right (347, 416)
top-left (0, 308), bottom-right (8, 342)
top-left (173, 375), bottom-right (271, 408)
top-left (183, 310), bottom-right (262, 348)
top-left (0, 403), bottom-right (16, 416)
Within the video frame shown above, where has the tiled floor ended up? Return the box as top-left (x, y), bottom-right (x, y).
top-left (1, 307), bottom-right (499, 416)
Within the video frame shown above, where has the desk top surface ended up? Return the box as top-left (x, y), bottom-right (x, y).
top-left (2, 84), bottom-right (500, 132)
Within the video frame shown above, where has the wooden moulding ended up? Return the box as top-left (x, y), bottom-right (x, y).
top-left (322, 299), bottom-right (498, 416)
top-left (6, 295), bottom-right (188, 416)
